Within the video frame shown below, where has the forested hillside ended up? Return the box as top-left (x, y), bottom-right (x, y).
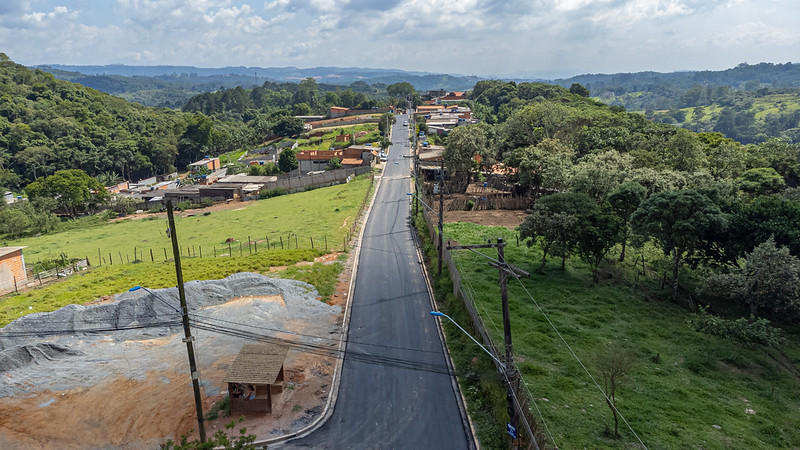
top-left (0, 53), bottom-right (247, 192)
top-left (554, 63), bottom-right (800, 144)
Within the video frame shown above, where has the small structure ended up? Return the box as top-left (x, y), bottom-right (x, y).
top-left (224, 343), bottom-right (289, 415)
top-left (188, 157), bottom-right (221, 173)
top-left (0, 247), bottom-right (27, 293)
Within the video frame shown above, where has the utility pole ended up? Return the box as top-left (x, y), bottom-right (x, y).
top-left (438, 156), bottom-right (444, 276)
top-left (447, 238), bottom-right (529, 448)
top-left (166, 200), bottom-right (207, 443)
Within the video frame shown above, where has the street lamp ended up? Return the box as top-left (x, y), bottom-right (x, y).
top-left (429, 311), bottom-right (505, 371)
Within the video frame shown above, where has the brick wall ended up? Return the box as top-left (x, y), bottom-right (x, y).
top-left (0, 249), bottom-right (27, 292)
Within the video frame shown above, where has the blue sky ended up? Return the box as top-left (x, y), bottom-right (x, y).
top-left (0, 0), bottom-right (797, 77)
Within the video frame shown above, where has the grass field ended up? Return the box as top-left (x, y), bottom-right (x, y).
top-left (291, 123), bottom-right (381, 152)
top-left (0, 249), bottom-right (336, 327)
top-left (7, 174), bottom-right (373, 262)
top-left (440, 222), bottom-right (800, 449)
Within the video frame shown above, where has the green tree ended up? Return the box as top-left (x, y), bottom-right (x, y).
top-left (272, 116), bottom-right (304, 137)
top-left (326, 157), bottom-right (342, 171)
top-left (444, 124), bottom-right (487, 193)
top-left (575, 204), bottom-right (626, 282)
top-left (607, 181), bottom-right (647, 262)
top-left (513, 138), bottom-right (574, 197)
top-left (25, 169), bottom-right (110, 217)
top-left (378, 113), bottom-right (396, 135)
top-left (736, 167), bottom-right (786, 196)
top-left (688, 306), bottom-right (783, 348)
top-left (278, 148), bottom-right (298, 173)
top-left (519, 192), bottom-right (596, 270)
top-left (569, 83), bottom-right (590, 97)
top-left (386, 82), bottom-right (416, 98)
top-left (705, 238), bottom-right (800, 317)
top-left (630, 189), bottom-right (728, 298)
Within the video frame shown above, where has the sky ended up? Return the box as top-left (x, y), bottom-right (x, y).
top-left (0, 0), bottom-right (797, 78)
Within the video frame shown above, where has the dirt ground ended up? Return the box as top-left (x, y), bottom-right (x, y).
top-left (0, 256), bottom-right (352, 449)
top-left (443, 209), bottom-right (527, 229)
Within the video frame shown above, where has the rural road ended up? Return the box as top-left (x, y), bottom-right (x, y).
top-left (281, 114), bottom-right (474, 449)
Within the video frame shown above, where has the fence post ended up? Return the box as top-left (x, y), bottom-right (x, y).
top-left (150, 248), bottom-right (154, 262)
top-left (13, 275), bottom-right (17, 293)
top-left (325, 235), bottom-right (327, 250)
top-left (164, 248), bottom-right (168, 261)
top-left (98, 248), bottom-right (101, 266)
top-left (110, 253), bottom-right (113, 265)
top-left (85, 256), bottom-right (90, 267)
top-left (214, 246), bottom-right (217, 258)
top-left (119, 251), bottom-right (123, 264)
top-left (295, 235), bottom-right (298, 249)
top-left (134, 247), bottom-right (137, 261)
top-left (240, 242), bottom-right (243, 257)
top-left (248, 236), bottom-right (252, 255)
top-left (280, 236), bottom-right (284, 249)
top-left (228, 242), bottom-right (232, 257)
top-left (266, 236), bottom-right (270, 250)
top-left (310, 237), bottom-right (314, 249)
top-left (254, 241), bottom-right (257, 253)
top-left (126, 254), bottom-right (130, 264)
top-left (199, 246), bottom-right (202, 258)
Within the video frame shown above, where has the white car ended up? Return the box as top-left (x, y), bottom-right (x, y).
top-left (403, 121), bottom-right (408, 126)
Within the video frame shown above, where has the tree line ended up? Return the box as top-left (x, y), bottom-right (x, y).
top-left (441, 80), bottom-right (800, 331)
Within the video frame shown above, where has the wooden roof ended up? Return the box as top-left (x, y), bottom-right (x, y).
top-left (223, 343), bottom-right (289, 385)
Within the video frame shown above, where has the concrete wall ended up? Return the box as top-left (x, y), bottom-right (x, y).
top-left (0, 249), bottom-right (27, 292)
top-left (267, 166), bottom-right (371, 193)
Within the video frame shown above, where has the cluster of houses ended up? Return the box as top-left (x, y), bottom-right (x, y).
top-left (415, 91), bottom-right (478, 135)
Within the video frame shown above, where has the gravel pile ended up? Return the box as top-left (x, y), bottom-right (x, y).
top-left (0, 273), bottom-right (341, 398)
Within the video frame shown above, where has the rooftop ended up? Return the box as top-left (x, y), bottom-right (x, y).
top-left (0, 247), bottom-right (26, 258)
top-left (223, 343), bottom-right (289, 385)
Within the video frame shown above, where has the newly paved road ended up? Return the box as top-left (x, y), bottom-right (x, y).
top-left (283, 115), bottom-right (473, 449)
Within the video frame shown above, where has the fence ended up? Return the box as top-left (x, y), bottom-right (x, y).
top-left (416, 183), bottom-right (547, 450)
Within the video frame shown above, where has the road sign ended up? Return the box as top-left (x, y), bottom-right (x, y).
top-left (507, 423), bottom-right (517, 439)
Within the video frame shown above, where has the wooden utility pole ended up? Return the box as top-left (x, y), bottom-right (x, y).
top-left (166, 200), bottom-right (207, 443)
top-left (438, 156), bottom-right (444, 276)
top-left (447, 238), bottom-right (529, 448)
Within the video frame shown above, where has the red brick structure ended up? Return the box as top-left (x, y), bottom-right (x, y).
top-left (0, 246), bottom-right (27, 292)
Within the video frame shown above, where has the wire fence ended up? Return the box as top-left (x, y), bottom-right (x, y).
top-left (416, 184), bottom-right (549, 450)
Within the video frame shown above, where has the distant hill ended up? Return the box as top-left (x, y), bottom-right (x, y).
top-left (36, 64), bottom-right (480, 107)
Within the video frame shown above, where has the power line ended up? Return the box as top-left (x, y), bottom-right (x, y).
top-left (512, 276), bottom-right (648, 449)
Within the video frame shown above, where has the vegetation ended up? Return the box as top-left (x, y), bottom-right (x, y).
top-left (160, 418), bottom-right (257, 450)
top-left (3, 175), bottom-right (372, 261)
top-left (439, 222), bottom-right (800, 448)
top-left (0, 248), bottom-right (326, 327)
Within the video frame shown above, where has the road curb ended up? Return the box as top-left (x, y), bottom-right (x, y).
top-left (262, 167), bottom-right (384, 448)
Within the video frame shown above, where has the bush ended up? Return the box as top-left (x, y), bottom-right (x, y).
top-left (259, 188), bottom-right (288, 200)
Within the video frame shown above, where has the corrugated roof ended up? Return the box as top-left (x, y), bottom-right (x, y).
top-left (341, 158), bottom-right (363, 165)
top-left (224, 343), bottom-right (289, 385)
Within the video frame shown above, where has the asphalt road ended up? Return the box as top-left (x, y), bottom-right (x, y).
top-left (282, 115), bottom-right (473, 449)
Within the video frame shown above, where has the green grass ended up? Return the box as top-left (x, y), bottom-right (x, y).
top-left (0, 248), bottom-right (330, 326)
top-left (5, 175), bottom-right (373, 262)
top-left (293, 123), bottom-right (381, 151)
top-left (442, 222), bottom-right (800, 449)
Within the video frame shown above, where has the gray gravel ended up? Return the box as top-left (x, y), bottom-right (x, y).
top-left (0, 273), bottom-right (341, 398)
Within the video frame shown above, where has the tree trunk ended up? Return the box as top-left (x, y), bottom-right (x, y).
top-left (672, 248), bottom-right (681, 299)
top-left (618, 241), bottom-right (627, 262)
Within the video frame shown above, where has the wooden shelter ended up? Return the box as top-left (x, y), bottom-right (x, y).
top-left (224, 343), bottom-right (289, 415)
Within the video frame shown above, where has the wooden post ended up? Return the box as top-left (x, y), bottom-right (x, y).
top-left (199, 246), bottom-right (203, 258)
top-left (164, 248), bottom-right (168, 261)
top-left (280, 236), bottom-right (283, 249)
top-left (13, 275), bottom-right (17, 293)
top-left (98, 248), bottom-right (102, 266)
top-left (102, 257), bottom-right (106, 266)
top-left (150, 248), bottom-right (154, 262)
top-left (109, 253), bottom-right (113, 265)
top-left (310, 237), bottom-right (314, 249)
top-left (248, 236), bottom-right (252, 255)
top-left (266, 236), bottom-right (270, 250)
top-left (295, 235), bottom-right (298, 249)
top-left (134, 247), bottom-right (137, 261)
top-left (85, 256), bottom-right (90, 267)
top-left (214, 246), bottom-right (217, 258)
top-left (228, 242), bottom-right (232, 257)
top-left (119, 251), bottom-right (123, 264)
top-left (254, 241), bottom-right (257, 253)
top-left (239, 242), bottom-right (243, 257)
top-left (126, 254), bottom-right (130, 264)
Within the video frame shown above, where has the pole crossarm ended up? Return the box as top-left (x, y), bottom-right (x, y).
top-left (488, 261), bottom-right (530, 279)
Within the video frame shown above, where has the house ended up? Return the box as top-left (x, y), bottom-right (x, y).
top-left (329, 106), bottom-right (349, 118)
top-left (188, 157), bottom-right (221, 173)
top-left (224, 343), bottom-right (289, 415)
top-left (296, 146), bottom-right (377, 172)
top-left (0, 247), bottom-right (27, 293)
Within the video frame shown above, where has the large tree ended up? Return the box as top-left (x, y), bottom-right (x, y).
top-left (25, 169), bottom-right (109, 217)
top-left (444, 124), bottom-right (488, 193)
top-left (630, 189), bottom-right (728, 298)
